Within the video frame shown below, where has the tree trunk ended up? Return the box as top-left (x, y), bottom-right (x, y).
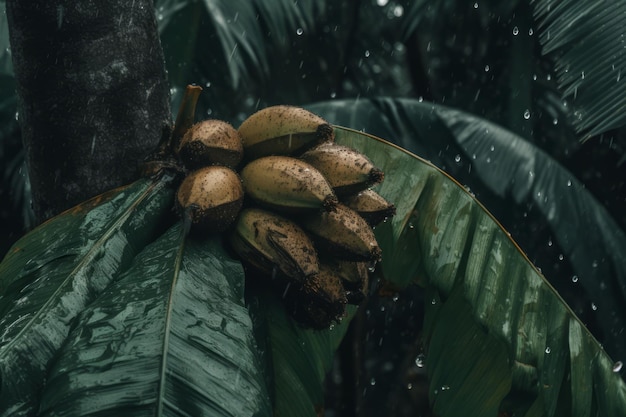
top-left (6, 0), bottom-right (171, 224)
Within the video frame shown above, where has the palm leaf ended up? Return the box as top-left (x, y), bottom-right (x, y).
top-left (334, 125), bottom-right (626, 416)
top-left (309, 97), bottom-right (626, 361)
top-left (0, 173), bottom-right (176, 415)
top-left (531, 0), bottom-right (626, 137)
top-left (38, 223), bottom-right (271, 416)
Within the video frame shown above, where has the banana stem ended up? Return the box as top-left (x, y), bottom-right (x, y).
top-left (170, 85), bottom-right (203, 153)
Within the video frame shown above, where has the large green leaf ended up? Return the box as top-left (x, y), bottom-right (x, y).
top-left (334, 125), bottom-right (626, 416)
top-left (532, 0), bottom-right (626, 137)
top-left (310, 98), bottom-right (626, 361)
top-left (38, 223), bottom-right (271, 416)
top-left (0, 172), bottom-right (176, 416)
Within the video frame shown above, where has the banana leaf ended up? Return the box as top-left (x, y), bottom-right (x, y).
top-left (0, 172), bottom-right (176, 416)
top-left (310, 97), bottom-right (626, 362)
top-left (38, 223), bottom-right (271, 417)
top-left (333, 125), bottom-right (626, 416)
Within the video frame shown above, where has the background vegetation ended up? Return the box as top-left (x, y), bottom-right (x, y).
top-left (1, 0), bottom-right (625, 415)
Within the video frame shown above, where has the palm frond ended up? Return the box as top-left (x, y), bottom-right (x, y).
top-left (532, 0), bottom-right (626, 137)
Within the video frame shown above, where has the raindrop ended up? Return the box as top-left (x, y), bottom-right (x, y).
top-left (376, 0), bottom-right (389, 5)
top-left (380, 305), bottom-right (386, 312)
top-left (370, 378), bottom-right (376, 386)
top-left (431, 298), bottom-right (437, 305)
top-left (407, 383), bottom-right (413, 390)
top-left (528, 28), bottom-right (534, 36)
top-left (393, 5), bottom-right (404, 17)
top-left (591, 302), bottom-right (598, 311)
top-left (523, 109), bottom-right (531, 119)
top-left (484, 64), bottom-right (490, 72)
top-left (415, 354), bottom-right (426, 368)
top-left (552, 118), bottom-right (559, 125)
top-left (364, 50), bottom-right (370, 57)
top-left (567, 180), bottom-right (572, 187)
top-left (441, 385), bottom-right (451, 391)
top-left (206, 108), bottom-right (213, 115)
top-left (490, 145), bottom-right (495, 151)
top-left (330, 91), bottom-right (337, 98)
top-left (512, 26), bottom-right (519, 36)
top-left (558, 254), bottom-right (564, 261)
top-left (418, 96), bottom-right (424, 102)
top-left (545, 347), bottom-right (551, 354)
top-left (296, 28), bottom-right (303, 35)
top-left (205, 81), bottom-right (211, 88)
top-left (592, 260), bottom-right (598, 268)
top-left (581, 71), bottom-right (585, 80)
top-left (367, 260), bottom-right (377, 272)
top-left (472, 153), bottom-right (477, 160)
top-left (408, 222), bottom-right (415, 229)
top-left (392, 294), bottom-right (399, 302)
top-left (613, 361), bottom-right (623, 372)
top-left (533, 74), bottom-right (538, 80)
top-left (572, 275), bottom-right (579, 283)
top-left (548, 239), bottom-right (553, 247)
top-left (454, 154), bottom-right (461, 163)
top-left (473, 2), bottom-right (479, 8)
top-left (547, 74), bottom-right (552, 81)
top-left (486, 157), bottom-right (491, 163)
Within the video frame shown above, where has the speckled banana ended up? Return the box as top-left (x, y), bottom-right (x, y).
top-left (176, 166), bottom-right (244, 232)
top-left (300, 143), bottom-right (384, 196)
top-left (228, 207), bottom-right (319, 281)
top-left (238, 105), bottom-right (334, 160)
top-left (301, 204), bottom-right (382, 262)
top-left (281, 261), bottom-right (348, 329)
top-left (343, 189), bottom-right (396, 226)
top-left (178, 119), bottom-right (243, 169)
top-left (323, 258), bottom-right (370, 305)
top-left (240, 155), bottom-right (338, 213)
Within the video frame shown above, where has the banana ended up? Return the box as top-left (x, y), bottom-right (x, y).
top-left (178, 119), bottom-right (244, 169)
top-left (299, 143), bottom-right (384, 196)
top-left (240, 155), bottom-right (338, 213)
top-left (342, 188), bottom-right (396, 226)
top-left (301, 203), bottom-right (382, 262)
top-left (228, 207), bottom-right (319, 282)
top-left (176, 166), bottom-right (244, 232)
top-left (323, 258), bottom-right (370, 305)
top-left (281, 261), bottom-right (348, 329)
top-left (238, 105), bottom-right (334, 159)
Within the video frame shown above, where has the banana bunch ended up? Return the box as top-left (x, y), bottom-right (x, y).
top-left (173, 104), bottom-right (395, 329)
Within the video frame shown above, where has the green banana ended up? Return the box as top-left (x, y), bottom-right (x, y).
top-left (228, 207), bottom-right (319, 282)
top-left (301, 204), bottom-right (382, 262)
top-left (178, 119), bottom-right (244, 169)
top-left (240, 155), bottom-right (338, 213)
top-left (176, 165), bottom-right (244, 232)
top-left (238, 105), bottom-right (334, 160)
top-left (281, 261), bottom-right (348, 329)
top-left (342, 188), bottom-right (396, 226)
top-left (300, 142), bottom-right (384, 196)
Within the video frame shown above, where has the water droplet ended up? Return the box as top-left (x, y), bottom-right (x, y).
top-left (454, 154), bottom-right (461, 163)
top-left (415, 354), bottom-right (426, 368)
top-left (370, 378), bottom-right (376, 386)
top-left (581, 71), bottom-right (585, 80)
top-left (613, 361), bottom-right (623, 372)
top-left (392, 294), bottom-right (399, 302)
top-left (591, 302), bottom-right (598, 311)
top-left (547, 74), bottom-right (552, 81)
top-left (533, 74), bottom-right (538, 80)
top-left (380, 305), bottom-right (386, 312)
top-left (364, 50), bottom-right (370, 57)
top-left (296, 28), bottom-right (303, 35)
top-left (431, 298), bottom-right (437, 305)
top-left (367, 260), bottom-right (377, 272)
top-left (567, 179), bottom-right (572, 186)
top-left (408, 222), bottom-right (415, 229)
top-left (407, 383), bottom-right (413, 390)
top-left (376, 0), bottom-right (389, 5)
top-left (552, 118), bottom-right (559, 125)
top-left (330, 91), bottom-right (337, 98)
top-left (558, 254), bottom-right (564, 261)
top-left (418, 96), bottom-right (424, 102)
top-left (473, 2), bottom-right (479, 8)
top-left (486, 157), bottom-right (491, 163)
top-left (392, 5), bottom-right (404, 17)
top-left (484, 64), bottom-right (490, 72)
top-left (441, 385), bottom-right (451, 391)
top-left (528, 28), bottom-right (534, 36)
top-left (523, 109), bottom-right (531, 119)
top-left (545, 347), bottom-right (551, 354)
top-left (490, 145), bottom-right (495, 151)
top-left (548, 239), bottom-right (553, 247)
top-left (572, 275), bottom-right (579, 283)
top-left (592, 260), bottom-right (598, 268)
top-left (512, 26), bottom-right (519, 35)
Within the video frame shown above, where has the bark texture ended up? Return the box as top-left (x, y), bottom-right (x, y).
top-left (6, 0), bottom-right (171, 223)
